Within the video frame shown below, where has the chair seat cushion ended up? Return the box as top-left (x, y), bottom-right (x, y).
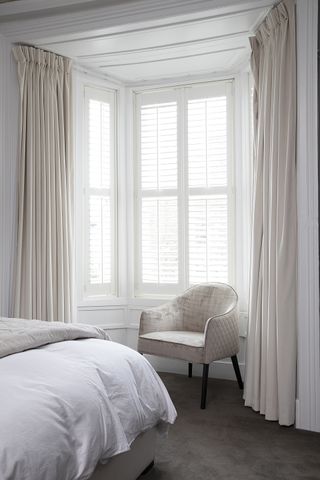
top-left (139, 330), bottom-right (205, 348)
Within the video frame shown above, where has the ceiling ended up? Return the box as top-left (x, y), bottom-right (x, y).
top-left (0, 0), bottom-right (275, 85)
top-left (0, 0), bottom-right (137, 17)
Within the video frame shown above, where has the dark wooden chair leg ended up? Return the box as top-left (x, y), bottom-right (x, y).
top-left (231, 355), bottom-right (243, 389)
top-left (201, 364), bottom-right (209, 409)
top-left (188, 362), bottom-right (192, 378)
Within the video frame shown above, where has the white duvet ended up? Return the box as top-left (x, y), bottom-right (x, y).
top-left (0, 338), bottom-right (177, 480)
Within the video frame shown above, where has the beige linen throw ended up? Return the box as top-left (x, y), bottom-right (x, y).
top-left (0, 317), bottom-right (109, 359)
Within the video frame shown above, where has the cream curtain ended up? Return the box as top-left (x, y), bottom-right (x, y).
top-left (12, 46), bottom-right (74, 322)
top-left (244, 0), bottom-right (297, 426)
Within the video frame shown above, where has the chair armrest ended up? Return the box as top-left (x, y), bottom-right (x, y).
top-left (203, 306), bottom-right (240, 363)
top-left (139, 301), bottom-right (181, 336)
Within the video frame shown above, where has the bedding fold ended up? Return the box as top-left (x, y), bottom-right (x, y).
top-left (0, 317), bottom-right (109, 358)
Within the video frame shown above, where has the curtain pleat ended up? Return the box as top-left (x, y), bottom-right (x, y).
top-left (12, 46), bottom-right (74, 322)
top-left (244, 0), bottom-right (297, 426)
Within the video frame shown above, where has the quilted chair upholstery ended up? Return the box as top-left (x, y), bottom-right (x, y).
top-left (138, 283), bottom-right (243, 409)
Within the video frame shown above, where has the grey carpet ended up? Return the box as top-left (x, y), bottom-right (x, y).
top-left (146, 373), bottom-right (320, 480)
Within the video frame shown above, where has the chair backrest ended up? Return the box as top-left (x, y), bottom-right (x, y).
top-left (177, 283), bottom-right (238, 332)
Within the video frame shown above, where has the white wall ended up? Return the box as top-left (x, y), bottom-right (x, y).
top-left (0, 35), bottom-right (18, 316)
top-left (296, 0), bottom-right (320, 433)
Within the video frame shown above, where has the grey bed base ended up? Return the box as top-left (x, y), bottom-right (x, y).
top-left (90, 427), bottom-right (157, 480)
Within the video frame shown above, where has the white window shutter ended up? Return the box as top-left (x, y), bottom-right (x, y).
top-left (88, 100), bottom-right (110, 190)
top-left (141, 197), bottom-right (178, 284)
top-left (140, 103), bottom-right (177, 190)
top-left (84, 88), bottom-right (116, 297)
top-left (188, 97), bottom-right (227, 188)
top-left (89, 195), bottom-right (111, 285)
top-left (135, 82), bottom-right (233, 296)
top-left (187, 95), bottom-right (229, 284)
top-left (137, 97), bottom-right (179, 293)
top-left (188, 195), bottom-right (228, 284)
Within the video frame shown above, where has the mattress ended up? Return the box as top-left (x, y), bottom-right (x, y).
top-left (0, 337), bottom-right (176, 480)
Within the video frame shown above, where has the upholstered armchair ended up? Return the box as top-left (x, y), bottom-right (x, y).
top-left (138, 283), bottom-right (243, 409)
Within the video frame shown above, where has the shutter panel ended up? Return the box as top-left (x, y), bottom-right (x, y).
top-left (89, 195), bottom-right (111, 285)
top-left (189, 195), bottom-right (228, 283)
top-left (141, 197), bottom-right (178, 284)
top-left (138, 99), bottom-right (179, 290)
top-left (187, 95), bottom-right (229, 284)
top-left (84, 90), bottom-right (115, 297)
top-left (89, 99), bottom-right (110, 189)
top-left (140, 102), bottom-right (177, 190)
top-left (188, 96), bottom-right (227, 188)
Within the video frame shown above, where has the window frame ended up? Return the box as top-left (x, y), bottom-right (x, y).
top-left (133, 80), bottom-right (235, 297)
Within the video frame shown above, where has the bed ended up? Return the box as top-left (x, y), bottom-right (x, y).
top-left (0, 318), bottom-right (177, 480)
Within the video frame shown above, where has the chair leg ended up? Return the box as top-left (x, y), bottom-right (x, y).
top-left (188, 362), bottom-right (192, 378)
top-left (231, 355), bottom-right (243, 389)
top-left (201, 364), bottom-right (209, 409)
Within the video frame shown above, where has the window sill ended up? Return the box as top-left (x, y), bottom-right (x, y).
top-left (77, 296), bottom-right (128, 309)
